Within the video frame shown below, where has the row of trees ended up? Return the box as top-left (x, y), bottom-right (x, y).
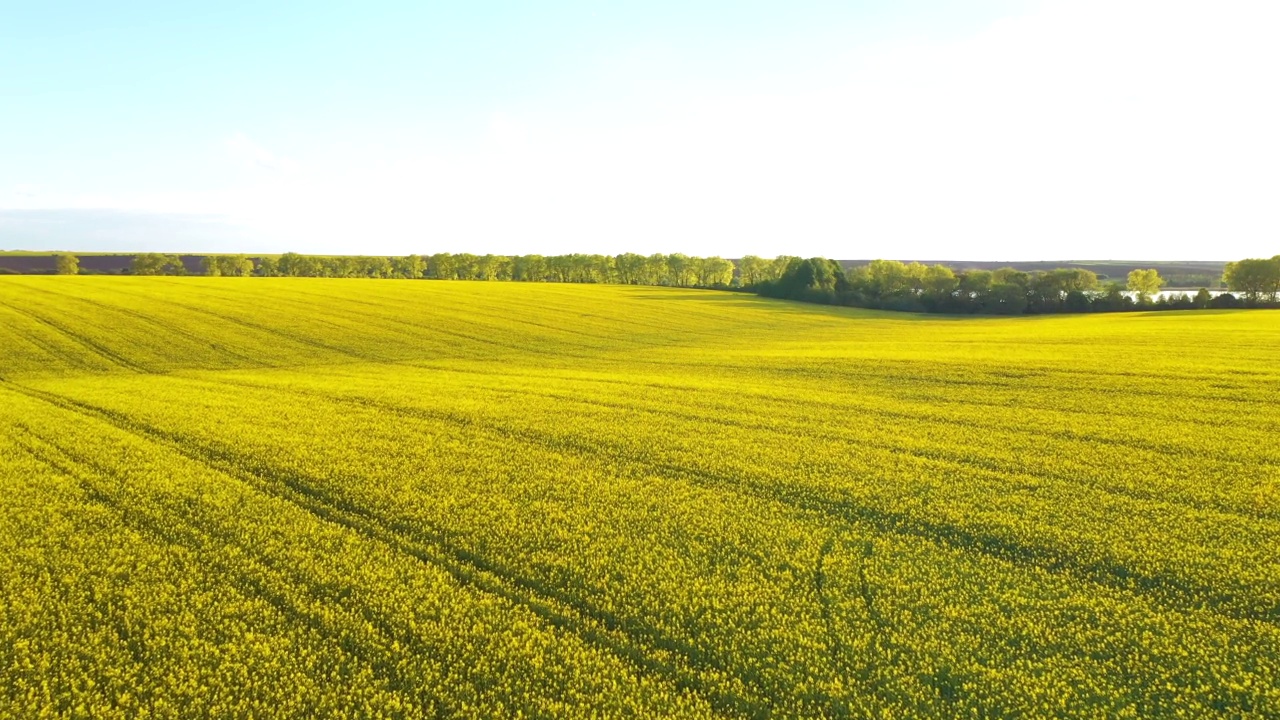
top-left (131, 253), bottom-right (188, 275)
top-left (125, 254), bottom-right (257, 276)
top-left (253, 252), bottom-right (738, 287)
top-left (48, 250), bottom-right (1279, 315)
top-left (755, 258), bottom-right (1269, 315)
top-left (115, 252), bottom-right (739, 287)
top-left (200, 255), bottom-right (256, 276)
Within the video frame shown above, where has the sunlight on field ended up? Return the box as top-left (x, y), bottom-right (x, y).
top-left (1, 277), bottom-right (1278, 718)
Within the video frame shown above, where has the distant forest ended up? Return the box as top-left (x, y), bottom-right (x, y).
top-left (5, 250), bottom-right (1278, 315)
top-left (0, 252), bottom-right (1229, 287)
top-left (755, 257), bottom-right (1279, 314)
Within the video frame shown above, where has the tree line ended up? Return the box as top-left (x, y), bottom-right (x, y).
top-left (45, 250), bottom-right (1279, 314)
top-left (755, 256), bottom-right (1280, 314)
top-left (118, 252), bottom-right (737, 287)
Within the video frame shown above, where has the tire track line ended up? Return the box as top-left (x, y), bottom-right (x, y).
top-left (4, 381), bottom-right (774, 720)
top-left (9, 425), bottom-right (454, 715)
top-left (0, 298), bottom-right (150, 373)
top-left (195, 376), bottom-right (1280, 628)
top-left (18, 283), bottom-right (262, 367)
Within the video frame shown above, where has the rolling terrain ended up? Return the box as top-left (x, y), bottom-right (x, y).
top-left (1, 276), bottom-right (1278, 718)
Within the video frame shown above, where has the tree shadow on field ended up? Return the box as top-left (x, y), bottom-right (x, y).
top-left (630, 290), bottom-right (1280, 323)
top-left (627, 290), bottom-right (1008, 322)
top-left (1123, 308), bottom-right (1272, 318)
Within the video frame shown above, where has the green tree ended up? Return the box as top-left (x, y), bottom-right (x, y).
top-left (1223, 257), bottom-right (1280, 302)
top-left (452, 253), bottom-right (480, 280)
top-left (225, 255), bottom-right (256, 276)
top-left (1092, 282), bottom-right (1133, 312)
top-left (132, 253), bottom-right (185, 275)
top-left (514, 254), bottom-right (548, 281)
top-left (1064, 290), bottom-right (1092, 313)
top-left (356, 256), bottom-right (392, 278)
top-left (955, 270), bottom-right (994, 311)
top-left (769, 256), bottom-right (800, 283)
top-left (475, 255), bottom-right (502, 280)
top-left (762, 257), bottom-right (847, 302)
top-left (986, 282), bottom-right (1029, 314)
top-left (921, 264), bottom-right (958, 298)
top-left (277, 252), bottom-right (300, 276)
top-left (958, 270), bottom-right (993, 298)
top-left (695, 257), bottom-right (735, 287)
top-left (665, 254), bottom-right (697, 287)
top-left (565, 254), bottom-right (594, 282)
top-left (323, 256), bottom-right (354, 277)
top-left (1030, 268), bottom-right (1099, 311)
top-left (278, 252), bottom-right (319, 277)
top-left (200, 256), bottom-right (222, 276)
top-left (131, 253), bottom-right (164, 275)
top-left (992, 267), bottom-right (1031, 289)
top-left (1127, 269), bottom-right (1164, 303)
top-left (1193, 287), bottom-right (1213, 309)
top-left (546, 255), bottom-right (573, 282)
top-left (54, 253), bottom-right (79, 275)
top-left (862, 259), bottom-right (914, 300)
top-left (587, 254), bottom-right (614, 283)
top-left (613, 253), bottom-right (646, 284)
top-left (491, 255), bottom-right (515, 281)
top-left (391, 255), bottom-right (425, 279)
top-left (428, 253), bottom-right (457, 279)
top-left (735, 255), bottom-right (769, 287)
top-left (642, 254), bottom-right (668, 285)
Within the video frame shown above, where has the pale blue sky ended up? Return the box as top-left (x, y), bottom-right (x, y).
top-left (2, 1), bottom-right (1277, 259)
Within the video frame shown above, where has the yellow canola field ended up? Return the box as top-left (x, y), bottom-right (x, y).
top-left (1, 276), bottom-right (1278, 718)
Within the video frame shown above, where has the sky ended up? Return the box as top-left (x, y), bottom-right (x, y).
top-left (1, 0), bottom-right (1277, 260)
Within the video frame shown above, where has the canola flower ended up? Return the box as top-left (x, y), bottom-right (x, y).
top-left (0, 276), bottom-right (1278, 718)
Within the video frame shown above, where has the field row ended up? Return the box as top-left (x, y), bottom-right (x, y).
top-left (4, 360), bottom-right (1278, 717)
top-left (2, 277), bottom-right (1278, 717)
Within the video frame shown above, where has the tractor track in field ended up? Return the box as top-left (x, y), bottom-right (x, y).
top-left (181, 375), bottom-right (1280, 629)
top-left (9, 425), bottom-right (458, 716)
top-left (180, 364), bottom-right (1280, 527)
top-left (0, 303), bottom-right (106, 373)
top-left (18, 283), bottom-right (264, 368)
top-left (187, 368), bottom-right (1280, 577)
top-left (476, 372), bottom-right (1280, 474)
top-left (140, 286), bottom-right (376, 361)
top-left (148, 279), bottom-right (601, 365)
top-left (411, 375), bottom-right (1280, 522)
top-left (3, 381), bottom-right (780, 720)
top-left (0, 298), bottom-right (151, 373)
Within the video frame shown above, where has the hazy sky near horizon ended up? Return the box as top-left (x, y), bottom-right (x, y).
top-left (2, 0), bottom-right (1277, 260)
